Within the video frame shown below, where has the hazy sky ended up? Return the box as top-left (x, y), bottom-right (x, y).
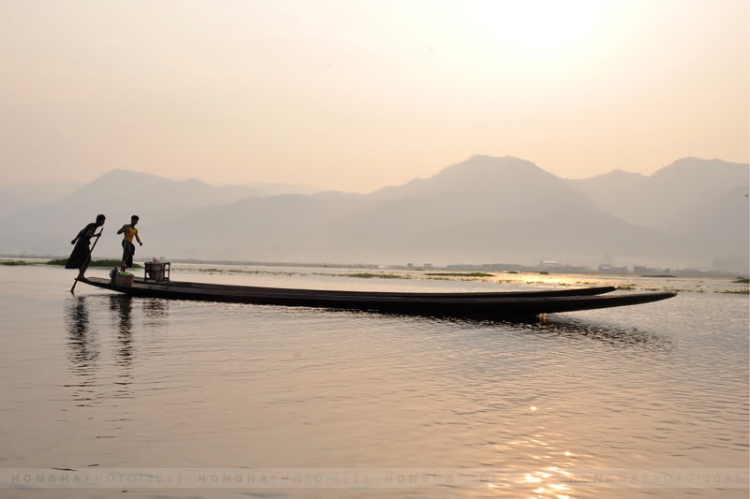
top-left (1, 0), bottom-right (747, 192)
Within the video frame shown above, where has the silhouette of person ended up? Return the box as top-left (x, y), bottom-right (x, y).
top-left (118, 215), bottom-right (142, 269)
top-left (66, 214), bottom-right (106, 269)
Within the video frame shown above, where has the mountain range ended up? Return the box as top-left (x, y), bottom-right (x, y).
top-left (1, 156), bottom-right (747, 273)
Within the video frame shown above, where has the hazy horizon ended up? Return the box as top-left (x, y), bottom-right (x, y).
top-left (1, 153), bottom-right (747, 196)
top-left (1, 0), bottom-right (748, 193)
top-left (1, 155), bottom-right (746, 273)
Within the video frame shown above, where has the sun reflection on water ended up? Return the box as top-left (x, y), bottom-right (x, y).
top-left (521, 465), bottom-right (576, 498)
top-left (484, 409), bottom-right (583, 498)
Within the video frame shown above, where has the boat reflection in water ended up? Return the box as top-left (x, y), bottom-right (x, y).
top-left (142, 297), bottom-right (169, 324)
top-left (60, 293), bottom-right (674, 498)
top-left (64, 296), bottom-right (100, 407)
top-left (108, 295), bottom-right (134, 368)
top-left (65, 293), bottom-right (672, 361)
top-left (65, 295), bottom-right (99, 369)
top-left (337, 307), bottom-right (673, 352)
top-left (505, 315), bottom-right (673, 352)
top-left (64, 295), bottom-right (145, 408)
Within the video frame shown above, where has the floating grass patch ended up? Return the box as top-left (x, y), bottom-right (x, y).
top-left (192, 268), bottom-right (296, 276)
top-left (46, 258), bottom-right (142, 269)
top-left (0, 260), bottom-right (37, 266)
top-left (718, 289), bottom-right (750, 295)
top-left (539, 271), bottom-right (549, 275)
top-left (339, 273), bottom-right (409, 279)
top-left (641, 274), bottom-right (675, 278)
top-left (617, 284), bottom-right (637, 290)
top-left (733, 277), bottom-right (750, 284)
top-left (425, 272), bottom-right (493, 278)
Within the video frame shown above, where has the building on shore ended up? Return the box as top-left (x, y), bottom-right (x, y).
top-left (598, 264), bottom-right (629, 274)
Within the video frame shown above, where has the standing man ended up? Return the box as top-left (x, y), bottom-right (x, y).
top-left (118, 215), bottom-right (143, 269)
top-left (66, 214), bottom-right (106, 269)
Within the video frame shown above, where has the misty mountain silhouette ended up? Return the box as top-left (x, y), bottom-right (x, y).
top-left (572, 157), bottom-right (748, 228)
top-left (1, 156), bottom-right (747, 272)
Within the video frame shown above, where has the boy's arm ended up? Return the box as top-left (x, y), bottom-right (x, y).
top-left (136, 233), bottom-right (143, 246)
top-left (116, 225), bottom-right (126, 235)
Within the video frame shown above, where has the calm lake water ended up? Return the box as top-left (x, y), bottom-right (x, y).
top-left (1, 265), bottom-right (748, 498)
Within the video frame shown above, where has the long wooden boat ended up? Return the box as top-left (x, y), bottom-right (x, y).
top-left (78, 276), bottom-right (675, 318)
top-left (91, 277), bottom-right (617, 298)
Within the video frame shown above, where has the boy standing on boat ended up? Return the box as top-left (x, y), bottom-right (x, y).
top-left (118, 215), bottom-right (142, 269)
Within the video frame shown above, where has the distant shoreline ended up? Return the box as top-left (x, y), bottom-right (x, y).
top-left (0, 254), bottom-right (745, 280)
top-left (2, 256), bottom-right (748, 295)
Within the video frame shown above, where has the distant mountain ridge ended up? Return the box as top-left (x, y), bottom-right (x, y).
top-left (1, 156), bottom-right (747, 272)
top-left (571, 157), bottom-right (748, 228)
top-left (0, 171), bottom-right (320, 216)
top-left (0, 180), bottom-right (83, 216)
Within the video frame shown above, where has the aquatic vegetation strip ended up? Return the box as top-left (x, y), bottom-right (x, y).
top-left (46, 258), bottom-right (142, 269)
top-left (3, 258), bottom-right (747, 295)
top-left (179, 268), bottom-right (411, 279)
top-left (187, 267), bottom-right (297, 276)
top-left (426, 272), bottom-right (494, 277)
top-left (329, 273), bottom-right (410, 279)
top-left (176, 267), bottom-right (740, 294)
top-left (2, 259), bottom-right (143, 268)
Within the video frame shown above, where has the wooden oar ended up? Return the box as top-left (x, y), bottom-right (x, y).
top-left (71, 229), bottom-right (104, 293)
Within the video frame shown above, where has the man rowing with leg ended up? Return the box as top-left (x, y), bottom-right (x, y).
top-left (67, 214), bottom-right (106, 270)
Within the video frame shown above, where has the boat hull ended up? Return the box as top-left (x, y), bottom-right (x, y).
top-left (79, 277), bottom-right (675, 318)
